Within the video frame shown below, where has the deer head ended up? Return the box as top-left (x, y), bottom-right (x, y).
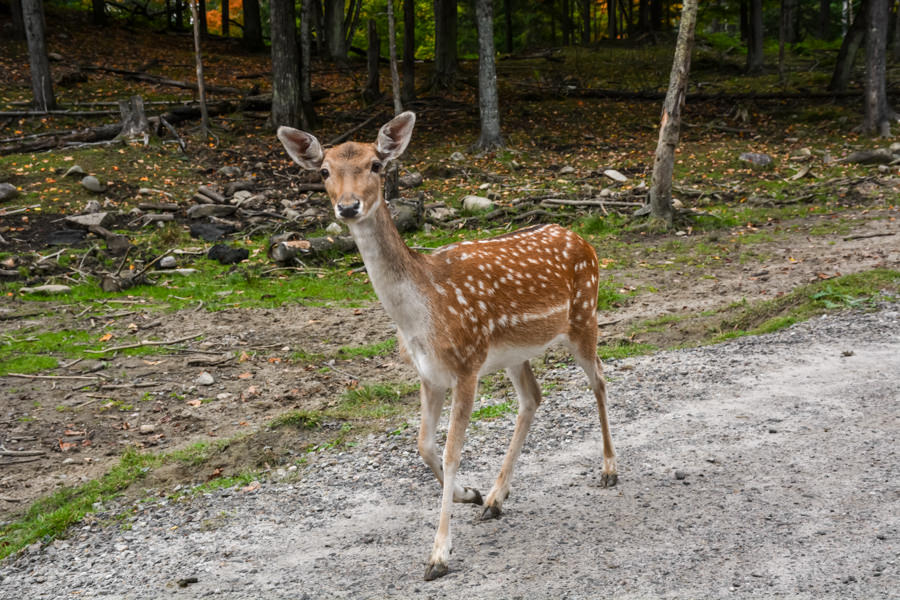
top-left (277, 111), bottom-right (416, 222)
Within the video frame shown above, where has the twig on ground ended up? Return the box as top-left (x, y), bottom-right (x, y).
top-left (84, 332), bottom-right (204, 354)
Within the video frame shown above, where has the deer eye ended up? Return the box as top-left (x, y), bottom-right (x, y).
top-left (370, 161), bottom-right (382, 174)
top-left (319, 168), bottom-right (330, 180)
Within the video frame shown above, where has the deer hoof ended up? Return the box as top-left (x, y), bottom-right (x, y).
top-left (601, 472), bottom-right (618, 488)
top-left (465, 486), bottom-right (483, 505)
top-left (480, 505), bottom-right (502, 521)
top-left (424, 561), bottom-right (449, 581)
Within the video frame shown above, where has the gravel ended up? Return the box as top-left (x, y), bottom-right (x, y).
top-left (2, 306), bottom-right (898, 599)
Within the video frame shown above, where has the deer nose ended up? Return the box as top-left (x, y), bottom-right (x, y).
top-left (336, 196), bottom-right (361, 219)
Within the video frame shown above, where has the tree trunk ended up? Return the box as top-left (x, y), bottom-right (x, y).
top-left (746, 0), bottom-right (764, 73)
top-left (387, 0), bottom-right (403, 115)
top-left (10, 0), bottom-right (26, 40)
top-left (364, 19), bottom-right (381, 103)
top-left (863, 0), bottom-right (892, 135)
top-left (243, 0), bottom-right (263, 51)
top-left (22, 0), bottom-right (55, 112)
top-left (176, 0), bottom-right (184, 29)
top-left (580, 0), bottom-right (590, 44)
top-left (188, 0), bottom-right (211, 137)
top-left (504, 0), bottom-right (513, 52)
top-left (649, 0), bottom-right (697, 226)
top-left (782, 0), bottom-right (799, 43)
top-left (818, 0), bottom-right (832, 38)
top-left (325, 0), bottom-right (348, 62)
top-left (562, 0), bottom-right (570, 45)
top-left (269, 0), bottom-right (302, 129)
top-left (402, 0), bottom-right (416, 102)
top-left (222, 0), bottom-right (229, 37)
top-left (650, 0), bottom-right (662, 30)
top-left (300, 0), bottom-right (316, 129)
top-left (829, 0), bottom-right (866, 91)
top-left (199, 0), bottom-right (208, 37)
top-left (475, 0), bottom-right (503, 150)
top-left (638, 0), bottom-right (650, 33)
top-left (91, 0), bottom-right (105, 25)
top-left (608, 0), bottom-right (617, 40)
top-left (116, 96), bottom-right (150, 139)
top-left (432, 0), bottom-right (458, 90)
top-left (893, 0), bottom-right (900, 61)
top-left (344, 0), bottom-right (364, 54)
top-left (740, 0), bottom-right (749, 40)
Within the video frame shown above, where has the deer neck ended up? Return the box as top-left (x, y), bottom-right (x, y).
top-left (347, 198), bottom-right (431, 332)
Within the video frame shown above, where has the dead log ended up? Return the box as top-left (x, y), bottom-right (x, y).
top-left (81, 64), bottom-right (243, 95)
top-left (0, 123), bottom-right (121, 155)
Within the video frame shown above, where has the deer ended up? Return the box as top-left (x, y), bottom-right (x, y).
top-left (277, 112), bottom-right (617, 581)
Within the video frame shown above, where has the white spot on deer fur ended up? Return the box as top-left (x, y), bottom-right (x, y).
top-left (447, 305), bottom-right (458, 315)
top-left (510, 315), bottom-right (520, 326)
top-left (478, 300), bottom-right (487, 312)
top-left (582, 300), bottom-right (590, 309)
top-left (498, 314), bottom-right (508, 327)
top-left (434, 284), bottom-right (447, 296)
top-left (455, 289), bottom-right (468, 306)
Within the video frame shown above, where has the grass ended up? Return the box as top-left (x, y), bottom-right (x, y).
top-left (269, 410), bottom-right (322, 430)
top-left (330, 382), bottom-right (420, 420)
top-left (471, 400), bottom-right (515, 421)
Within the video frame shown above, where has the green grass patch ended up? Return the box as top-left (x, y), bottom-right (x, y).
top-left (337, 338), bottom-right (396, 359)
top-left (330, 382), bottom-right (419, 420)
top-left (597, 339), bottom-right (658, 360)
top-left (471, 400), bottom-right (515, 421)
top-left (269, 410), bottom-right (322, 430)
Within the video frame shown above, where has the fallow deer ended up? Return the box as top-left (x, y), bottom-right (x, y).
top-left (277, 112), bottom-right (617, 581)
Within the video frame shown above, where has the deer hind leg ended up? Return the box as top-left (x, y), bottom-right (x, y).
top-left (425, 374), bottom-right (478, 581)
top-left (417, 380), bottom-right (482, 505)
top-left (567, 335), bottom-right (618, 488)
top-left (481, 361), bottom-right (542, 521)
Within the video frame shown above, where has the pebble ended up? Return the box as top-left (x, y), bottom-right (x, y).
top-left (195, 372), bottom-right (215, 386)
top-left (158, 256), bottom-right (177, 269)
top-left (63, 164), bottom-right (85, 178)
top-left (81, 175), bottom-right (107, 193)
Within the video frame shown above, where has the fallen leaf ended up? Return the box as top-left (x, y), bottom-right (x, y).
top-left (58, 439), bottom-right (79, 452)
top-left (99, 333), bottom-right (113, 342)
top-left (239, 351), bottom-right (251, 362)
top-left (186, 399), bottom-right (202, 407)
top-left (241, 480), bottom-right (260, 493)
top-left (237, 372), bottom-right (253, 379)
top-left (63, 429), bottom-right (86, 436)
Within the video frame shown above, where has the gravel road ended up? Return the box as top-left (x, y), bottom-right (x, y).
top-left (2, 306), bottom-right (898, 599)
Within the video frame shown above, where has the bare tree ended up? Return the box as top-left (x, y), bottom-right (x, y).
top-left (648, 0), bottom-right (698, 226)
top-left (402, 0), bottom-right (416, 102)
top-left (269, 0), bottom-right (302, 128)
top-left (863, 0), bottom-right (894, 135)
top-left (22, 0), bottom-right (55, 111)
top-left (300, 0), bottom-right (316, 129)
top-left (242, 0), bottom-right (263, 51)
top-left (364, 19), bottom-right (381, 104)
top-left (474, 0), bottom-right (503, 150)
top-left (188, 0), bottom-right (211, 137)
top-left (746, 0), bottom-right (764, 73)
top-left (433, 0), bottom-right (458, 89)
top-left (387, 0), bottom-right (403, 115)
top-left (829, 0), bottom-right (866, 91)
top-left (10, 0), bottom-right (26, 40)
top-left (221, 0), bottom-right (229, 37)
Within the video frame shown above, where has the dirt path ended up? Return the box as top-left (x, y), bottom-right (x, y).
top-left (1, 306), bottom-right (897, 599)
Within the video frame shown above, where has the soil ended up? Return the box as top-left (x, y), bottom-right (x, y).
top-left (1, 205), bottom-right (898, 517)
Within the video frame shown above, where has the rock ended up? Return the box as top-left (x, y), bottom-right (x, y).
top-left (462, 195), bottom-right (494, 212)
top-left (62, 164), bottom-right (85, 178)
top-left (158, 256), bottom-right (177, 269)
top-left (187, 204), bottom-right (237, 219)
top-left (602, 169), bottom-right (628, 183)
top-left (398, 172), bottom-right (423, 189)
top-left (65, 212), bottom-right (112, 229)
top-left (195, 372), bottom-right (215, 386)
top-left (218, 166), bottom-right (242, 178)
top-left (599, 188), bottom-right (613, 197)
top-left (738, 152), bottom-right (774, 168)
top-left (83, 199), bottom-right (101, 213)
top-left (559, 165), bottom-right (576, 175)
top-left (282, 208), bottom-right (301, 220)
top-left (674, 470), bottom-right (687, 480)
top-left (138, 424), bottom-right (155, 434)
top-left (790, 148), bottom-right (813, 161)
top-left (80, 175), bottom-right (107, 193)
top-left (20, 285), bottom-right (72, 295)
top-left (231, 190), bottom-right (254, 205)
top-left (207, 244), bottom-right (249, 265)
top-left (45, 229), bottom-right (86, 245)
top-left (190, 222), bottom-right (234, 242)
top-left (450, 151), bottom-right (466, 162)
top-left (427, 206), bottom-right (457, 221)
top-left (890, 142), bottom-right (900, 154)
top-left (672, 198), bottom-right (684, 209)
top-left (840, 148), bottom-right (893, 164)
top-left (325, 222), bottom-right (343, 235)
top-left (47, 52), bottom-right (63, 61)
top-left (0, 183), bottom-right (18, 202)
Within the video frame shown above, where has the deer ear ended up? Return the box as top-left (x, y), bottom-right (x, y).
top-left (375, 111), bottom-right (416, 161)
top-left (277, 126), bottom-right (324, 171)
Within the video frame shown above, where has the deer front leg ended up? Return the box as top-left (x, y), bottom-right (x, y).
top-left (425, 375), bottom-right (477, 581)
top-left (417, 380), bottom-right (483, 505)
top-left (481, 361), bottom-right (542, 520)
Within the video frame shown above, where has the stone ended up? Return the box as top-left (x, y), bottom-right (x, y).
top-left (158, 256), bottom-right (177, 269)
top-left (83, 199), bottom-right (101, 213)
top-left (462, 195), bottom-right (494, 212)
top-left (738, 152), bottom-right (774, 168)
top-left (230, 190), bottom-right (254, 205)
top-left (217, 166), bottom-right (242, 178)
top-left (325, 222), bottom-right (343, 235)
top-left (207, 244), bottom-right (248, 265)
top-left (0, 183), bottom-right (18, 202)
top-left (138, 424), bottom-right (155, 434)
top-left (195, 372), bottom-right (215, 386)
top-left (559, 165), bottom-right (576, 175)
top-left (63, 165), bottom-right (85, 178)
top-left (45, 229), bottom-right (86, 245)
top-left (450, 151), bottom-right (466, 162)
top-left (190, 222), bottom-right (234, 242)
top-left (603, 169), bottom-right (628, 183)
top-left (81, 175), bottom-right (107, 193)
top-left (427, 206), bottom-right (457, 221)
top-left (65, 212), bottom-right (112, 229)
top-left (889, 142), bottom-right (900, 154)
top-left (20, 285), bottom-right (72, 295)
top-left (398, 172), bottom-right (423, 189)
top-left (187, 204), bottom-right (237, 219)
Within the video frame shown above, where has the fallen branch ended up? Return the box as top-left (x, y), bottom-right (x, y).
top-left (81, 64), bottom-right (243, 95)
top-left (84, 332), bottom-right (204, 354)
top-left (842, 232), bottom-right (896, 241)
top-left (5, 373), bottom-right (104, 380)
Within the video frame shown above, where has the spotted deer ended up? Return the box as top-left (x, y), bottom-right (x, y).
top-left (277, 112), bottom-right (617, 581)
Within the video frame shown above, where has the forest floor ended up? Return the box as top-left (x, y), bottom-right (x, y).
top-left (1, 7), bottom-right (899, 573)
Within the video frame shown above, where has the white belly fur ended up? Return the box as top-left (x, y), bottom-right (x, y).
top-left (479, 334), bottom-right (569, 376)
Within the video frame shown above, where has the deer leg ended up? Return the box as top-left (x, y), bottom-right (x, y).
top-left (573, 349), bottom-right (617, 487)
top-left (481, 361), bottom-right (542, 521)
top-left (425, 374), bottom-right (477, 581)
top-left (417, 380), bottom-right (483, 505)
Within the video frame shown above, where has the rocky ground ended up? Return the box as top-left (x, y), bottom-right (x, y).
top-left (1, 305), bottom-right (897, 599)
